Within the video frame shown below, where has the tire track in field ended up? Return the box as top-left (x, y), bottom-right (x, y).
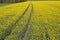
top-left (23, 3), bottom-right (33, 40)
top-left (11, 3), bottom-right (34, 40)
top-left (0, 4), bottom-right (30, 40)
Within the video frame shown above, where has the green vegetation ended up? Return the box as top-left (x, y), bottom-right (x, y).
top-left (0, 4), bottom-right (7, 6)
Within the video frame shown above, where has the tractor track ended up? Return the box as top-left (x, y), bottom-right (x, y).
top-left (23, 3), bottom-right (33, 40)
top-left (0, 4), bottom-right (30, 40)
top-left (13, 3), bottom-right (34, 40)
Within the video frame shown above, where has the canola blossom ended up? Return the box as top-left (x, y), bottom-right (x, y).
top-left (0, 1), bottom-right (60, 40)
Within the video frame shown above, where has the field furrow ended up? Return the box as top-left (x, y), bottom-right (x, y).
top-left (0, 2), bottom-right (30, 40)
top-left (4, 3), bottom-right (33, 40)
top-left (23, 3), bottom-right (33, 40)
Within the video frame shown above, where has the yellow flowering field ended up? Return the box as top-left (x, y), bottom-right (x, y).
top-left (0, 1), bottom-right (60, 40)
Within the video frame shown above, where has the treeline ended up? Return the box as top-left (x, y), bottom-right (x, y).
top-left (0, 0), bottom-right (59, 3)
top-left (0, 0), bottom-right (27, 3)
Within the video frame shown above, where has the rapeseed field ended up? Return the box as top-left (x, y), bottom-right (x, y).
top-left (0, 1), bottom-right (60, 40)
